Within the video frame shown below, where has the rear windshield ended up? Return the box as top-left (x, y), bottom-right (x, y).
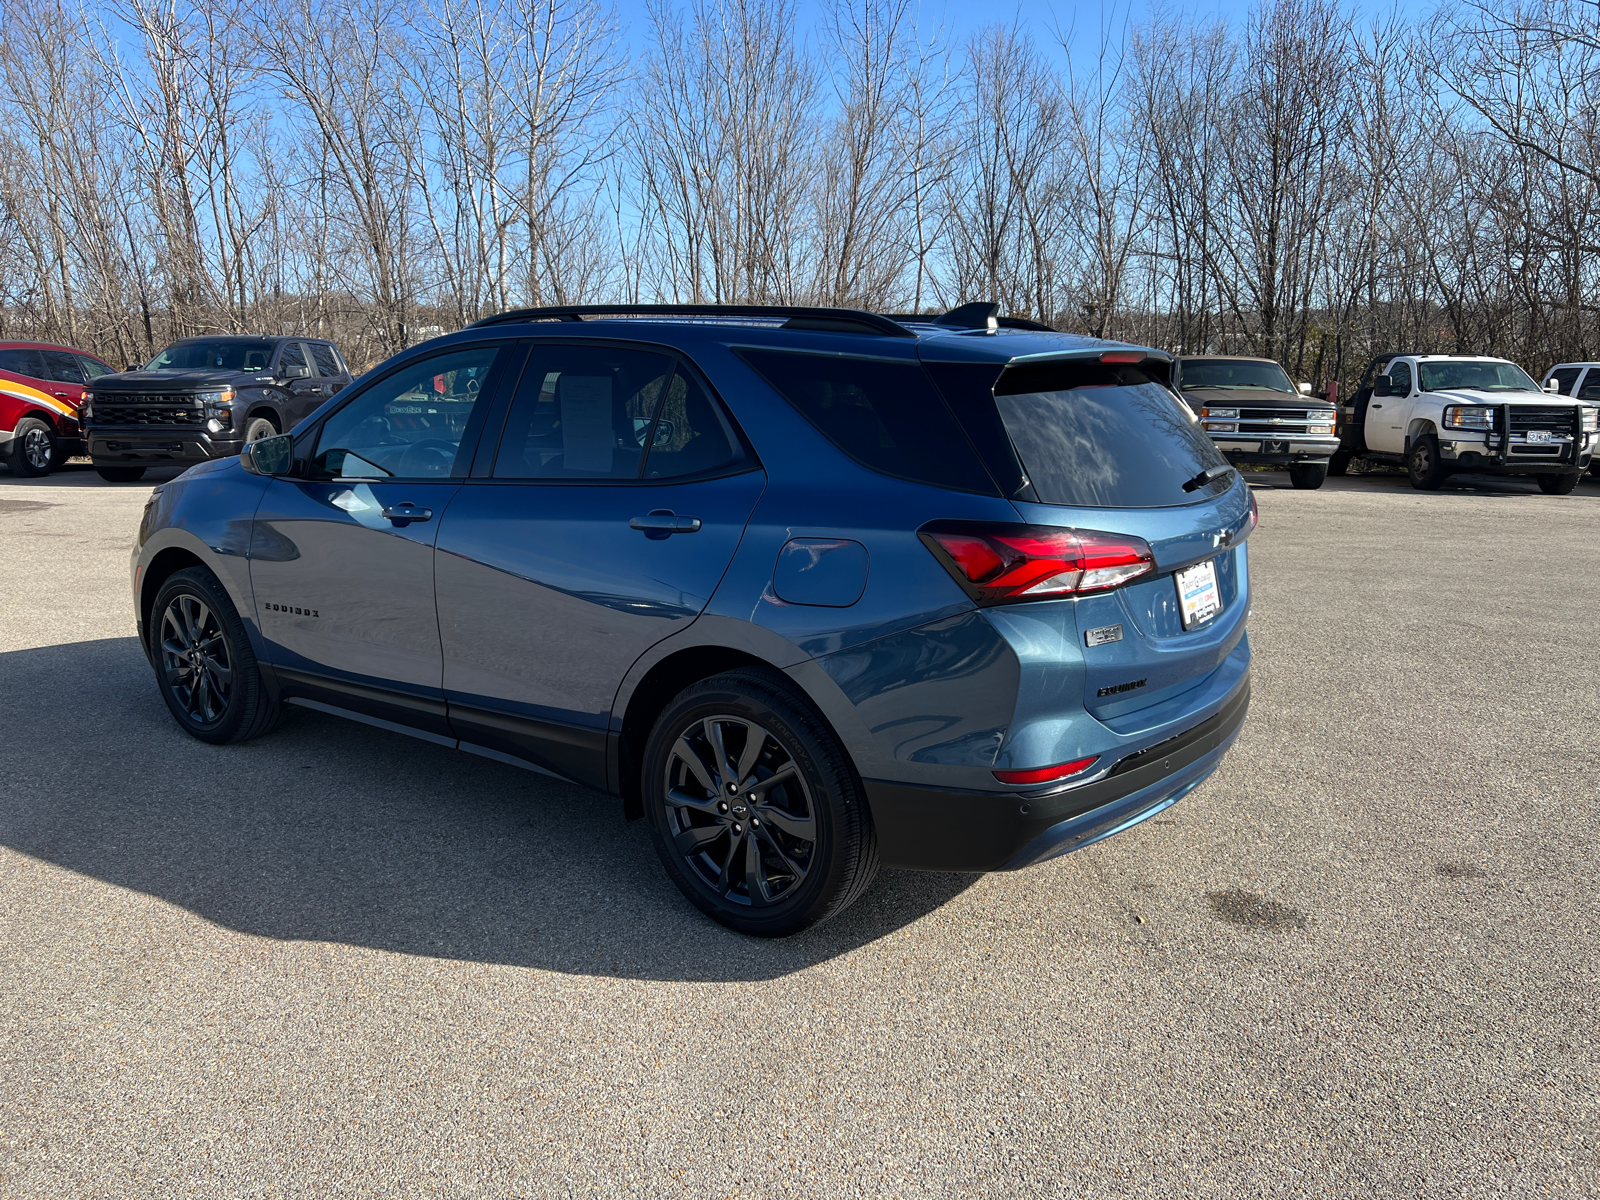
top-left (735, 348), bottom-right (998, 495)
top-left (147, 339), bottom-right (276, 372)
top-left (993, 360), bottom-right (1231, 507)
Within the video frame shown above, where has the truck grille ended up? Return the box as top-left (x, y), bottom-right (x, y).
top-left (1508, 405), bottom-right (1577, 435)
top-left (1235, 408), bottom-right (1335, 433)
top-left (93, 396), bottom-right (203, 426)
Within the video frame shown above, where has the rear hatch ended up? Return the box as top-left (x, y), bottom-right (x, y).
top-left (922, 350), bottom-right (1252, 735)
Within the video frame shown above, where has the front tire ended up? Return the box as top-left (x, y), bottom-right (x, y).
top-left (1538, 471), bottom-right (1581, 495)
top-left (1407, 434), bottom-right (1449, 490)
top-left (95, 465), bottom-right (146, 482)
top-left (150, 567), bottom-right (281, 744)
top-left (6, 416), bottom-right (55, 477)
top-left (1288, 462), bottom-right (1328, 490)
top-left (243, 415), bottom-right (279, 444)
top-left (642, 668), bottom-right (879, 937)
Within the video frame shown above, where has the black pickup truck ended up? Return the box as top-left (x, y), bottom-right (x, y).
top-left (1174, 355), bottom-right (1340, 489)
top-left (82, 335), bottom-right (351, 482)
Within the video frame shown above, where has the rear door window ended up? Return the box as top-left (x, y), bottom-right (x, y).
top-left (735, 348), bottom-right (997, 495)
top-left (991, 359), bottom-right (1230, 508)
top-left (0, 347), bottom-right (47, 380)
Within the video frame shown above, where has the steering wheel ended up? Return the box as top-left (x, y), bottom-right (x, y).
top-left (397, 439), bottom-right (456, 477)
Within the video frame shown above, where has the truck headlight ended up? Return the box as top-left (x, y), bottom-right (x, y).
top-left (1443, 405), bottom-right (1494, 430)
top-left (1206, 422), bottom-right (1239, 433)
top-left (1582, 407), bottom-right (1598, 432)
top-left (198, 388), bottom-right (235, 433)
top-left (80, 392), bottom-right (94, 421)
top-left (1200, 407), bottom-right (1239, 419)
top-left (1307, 423), bottom-right (1334, 435)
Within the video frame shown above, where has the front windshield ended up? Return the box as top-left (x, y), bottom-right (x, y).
top-left (1416, 360), bottom-right (1539, 393)
top-left (147, 339), bottom-right (275, 372)
top-left (1179, 359), bottom-right (1295, 393)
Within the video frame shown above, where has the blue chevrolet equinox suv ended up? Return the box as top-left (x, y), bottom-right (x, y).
top-left (133, 303), bottom-right (1254, 936)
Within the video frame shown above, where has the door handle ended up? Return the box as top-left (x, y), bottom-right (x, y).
top-left (382, 503), bottom-right (433, 527)
top-left (630, 509), bottom-right (702, 539)
top-left (1371, 403), bottom-right (1383, 408)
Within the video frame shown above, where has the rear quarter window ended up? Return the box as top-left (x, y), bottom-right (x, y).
top-left (993, 359), bottom-right (1230, 508)
top-left (735, 348), bottom-right (998, 495)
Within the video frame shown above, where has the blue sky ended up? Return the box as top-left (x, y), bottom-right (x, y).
top-left (603, 0), bottom-right (1441, 62)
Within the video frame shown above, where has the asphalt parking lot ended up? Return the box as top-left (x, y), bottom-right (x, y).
top-left (2, 462), bottom-right (1596, 1197)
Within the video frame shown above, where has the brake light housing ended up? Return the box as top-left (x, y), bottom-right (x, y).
top-left (919, 520), bottom-right (1157, 605)
top-left (994, 755), bottom-right (1099, 786)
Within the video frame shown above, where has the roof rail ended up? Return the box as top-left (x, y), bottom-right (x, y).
top-left (881, 304), bottom-right (1057, 333)
top-left (466, 303), bottom-right (915, 339)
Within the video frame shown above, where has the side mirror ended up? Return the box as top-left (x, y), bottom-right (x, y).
top-left (1544, 378), bottom-right (1562, 393)
top-left (1374, 374), bottom-right (1393, 396)
top-left (1297, 382), bottom-right (1312, 395)
top-left (241, 432), bottom-right (295, 476)
top-left (280, 362), bottom-right (312, 380)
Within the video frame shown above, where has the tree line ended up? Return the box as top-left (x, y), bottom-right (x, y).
top-left (2, 0), bottom-right (1598, 393)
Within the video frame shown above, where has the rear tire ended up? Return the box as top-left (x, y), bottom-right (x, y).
top-left (95, 465), bottom-right (146, 482)
top-left (1288, 462), bottom-right (1328, 490)
top-left (150, 567), bottom-right (281, 744)
top-left (6, 416), bottom-right (55, 477)
top-left (1537, 471), bottom-right (1581, 495)
top-left (642, 668), bottom-right (879, 937)
top-left (1407, 434), bottom-right (1448, 490)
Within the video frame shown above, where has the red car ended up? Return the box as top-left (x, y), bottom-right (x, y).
top-left (1, 341), bottom-right (118, 476)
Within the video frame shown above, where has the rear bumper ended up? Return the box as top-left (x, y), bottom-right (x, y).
top-left (89, 429), bottom-right (243, 464)
top-left (863, 678), bottom-right (1250, 872)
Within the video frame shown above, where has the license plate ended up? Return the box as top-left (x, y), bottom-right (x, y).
top-left (1525, 430), bottom-right (1556, 443)
top-left (1176, 559), bottom-right (1222, 629)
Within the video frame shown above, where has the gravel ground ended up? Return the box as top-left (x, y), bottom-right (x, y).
top-left (1, 462), bottom-right (1596, 1198)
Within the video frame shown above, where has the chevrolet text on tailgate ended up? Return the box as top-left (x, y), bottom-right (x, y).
top-left (1332, 353), bottom-right (1599, 491)
top-left (131, 303), bottom-right (1255, 936)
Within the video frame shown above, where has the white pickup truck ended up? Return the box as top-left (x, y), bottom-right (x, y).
top-left (1332, 354), bottom-right (1599, 492)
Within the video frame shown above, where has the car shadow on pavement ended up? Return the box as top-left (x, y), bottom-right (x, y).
top-left (0, 638), bottom-right (978, 981)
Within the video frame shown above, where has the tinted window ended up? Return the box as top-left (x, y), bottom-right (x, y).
top-left (735, 348), bottom-right (997, 495)
top-left (148, 339), bottom-right (275, 371)
top-left (314, 346), bottom-right (500, 479)
top-left (79, 356), bottom-right (115, 379)
top-left (1549, 367), bottom-right (1582, 395)
top-left (494, 345), bottom-right (675, 480)
top-left (0, 347), bottom-right (47, 379)
top-left (1387, 361), bottom-right (1413, 394)
top-left (278, 342), bottom-right (308, 373)
top-left (310, 342), bottom-right (342, 377)
top-left (641, 368), bottom-right (743, 480)
top-left (1178, 359), bottom-right (1294, 393)
top-left (40, 349), bottom-right (85, 384)
top-left (991, 359), bottom-right (1230, 508)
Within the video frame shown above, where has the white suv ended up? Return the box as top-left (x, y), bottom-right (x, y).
top-left (1335, 354), bottom-right (1598, 493)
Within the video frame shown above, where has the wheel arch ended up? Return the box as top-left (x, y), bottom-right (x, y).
top-left (139, 546), bottom-right (208, 651)
top-left (244, 403), bottom-right (282, 429)
top-left (1406, 417), bottom-right (1438, 444)
top-left (614, 645), bottom-right (774, 819)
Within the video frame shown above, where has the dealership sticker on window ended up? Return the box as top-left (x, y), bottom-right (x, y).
top-left (1176, 559), bottom-right (1222, 629)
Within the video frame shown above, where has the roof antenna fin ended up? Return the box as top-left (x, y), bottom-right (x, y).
top-left (934, 302), bottom-right (1000, 332)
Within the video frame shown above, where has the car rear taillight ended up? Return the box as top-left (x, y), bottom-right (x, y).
top-left (919, 521), bottom-right (1156, 605)
top-left (1099, 351), bottom-right (1145, 364)
top-left (994, 755), bottom-right (1099, 785)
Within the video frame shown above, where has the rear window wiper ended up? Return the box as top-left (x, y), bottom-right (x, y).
top-left (1182, 465), bottom-right (1234, 492)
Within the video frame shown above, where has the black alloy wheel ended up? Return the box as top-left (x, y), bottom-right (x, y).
top-left (150, 567), bottom-right (281, 744)
top-left (643, 669), bottom-right (878, 937)
top-left (244, 416), bottom-right (278, 444)
top-left (7, 416), bottom-right (55, 477)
